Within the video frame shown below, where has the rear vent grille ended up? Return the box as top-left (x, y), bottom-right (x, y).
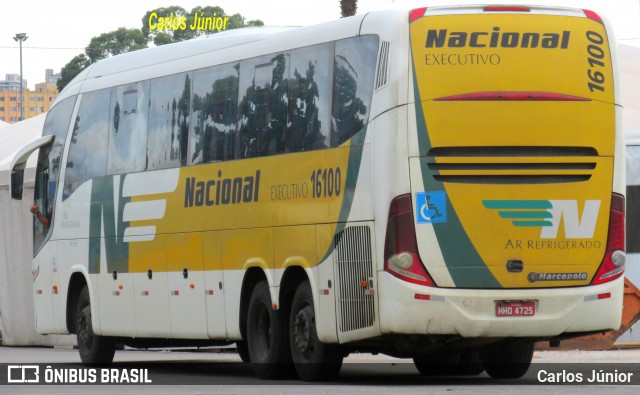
top-left (432, 175), bottom-right (591, 184)
top-left (375, 41), bottom-right (390, 90)
top-left (427, 146), bottom-right (597, 184)
top-left (427, 146), bottom-right (598, 157)
top-left (334, 225), bottom-right (375, 332)
top-left (428, 163), bottom-right (596, 171)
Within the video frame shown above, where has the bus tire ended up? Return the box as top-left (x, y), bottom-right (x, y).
top-left (236, 340), bottom-right (251, 363)
top-left (76, 286), bottom-right (116, 365)
top-left (456, 351), bottom-right (485, 376)
top-left (290, 281), bottom-right (343, 381)
top-left (413, 352), bottom-right (460, 376)
top-left (246, 281), bottom-right (292, 379)
top-left (414, 350), bottom-right (483, 376)
top-left (480, 342), bottom-right (534, 379)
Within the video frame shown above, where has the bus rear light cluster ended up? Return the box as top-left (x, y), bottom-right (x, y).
top-left (409, 7), bottom-right (427, 22)
top-left (584, 9), bottom-right (603, 24)
top-left (384, 194), bottom-right (435, 287)
top-left (592, 193), bottom-right (625, 285)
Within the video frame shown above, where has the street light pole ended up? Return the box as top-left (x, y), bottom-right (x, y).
top-left (13, 33), bottom-right (28, 122)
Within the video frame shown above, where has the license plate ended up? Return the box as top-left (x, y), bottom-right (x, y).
top-left (495, 301), bottom-right (536, 317)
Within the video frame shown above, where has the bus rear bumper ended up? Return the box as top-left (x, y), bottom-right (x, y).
top-left (377, 272), bottom-right (624, 338)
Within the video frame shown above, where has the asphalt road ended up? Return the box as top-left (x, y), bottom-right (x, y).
top-left (0, 347), bottom-right (639, 394)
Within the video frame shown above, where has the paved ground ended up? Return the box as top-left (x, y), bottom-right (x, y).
top-left (2, 345), bottom-right (640, 363)
top-left (0, 346), bottom-right (638, 394)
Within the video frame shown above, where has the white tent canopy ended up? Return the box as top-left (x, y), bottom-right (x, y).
top-left (0, 113), bottom-right (73, 346)
top-left (0, 114), bottom-right (45, 186)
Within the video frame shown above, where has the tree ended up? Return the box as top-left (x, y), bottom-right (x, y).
top-left (340, 0), bottom-right (358, 17)
top-left (85, 28), bottom-right (148, 63)
top-left (59, 28), bottom-right (148, 91)
top-left (57, 54), bottom-right (91, 92)
top-left (57, 6), bottom-right (263, 91)
top-left (141, 5), bottom-right (194, 45)
top-left (142, 6), bottom-right (263, 46)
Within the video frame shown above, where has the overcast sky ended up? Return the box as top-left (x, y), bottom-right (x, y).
top-left (2, 0), bottom-right (639, 90)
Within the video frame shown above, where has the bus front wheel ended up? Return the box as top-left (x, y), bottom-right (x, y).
top-left (76, 286), bottom-right (116, 365)
top-left (289, 280), bottom-right (343, 381)
top-left (246, 281), bottom-right (292, 379)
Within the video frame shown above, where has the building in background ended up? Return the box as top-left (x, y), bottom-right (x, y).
top-left (0, 74), bottom-right (26, 92)
top-left (0, 70), bottom-right (59, 124)
top-left (45, 69), bottom-right (61, 84)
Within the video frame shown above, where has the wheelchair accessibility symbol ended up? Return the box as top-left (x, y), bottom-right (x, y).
top-left (416, 191), bottom-right (447, 224)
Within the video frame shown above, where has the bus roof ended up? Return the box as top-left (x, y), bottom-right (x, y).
top-left (56, 14), bottom-right (369, 104)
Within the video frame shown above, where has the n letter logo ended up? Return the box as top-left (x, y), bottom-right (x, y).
top-left (540, 200), bottom-right (600, 239)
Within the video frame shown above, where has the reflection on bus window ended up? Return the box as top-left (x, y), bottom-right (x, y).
top-left (237, 53), bottom-right (289, 159)
top-left (64, 90), bottom-right (110, 199)
top-left (190, 63), bottom-right (239, 164)
top-left (148, 73), bottom-right (191, 169)
top-left (108, 81), bottom-right (149, 175)
top-left (287, 42), bottom-right (333, 152)
top-left (331, 35), bottom-right (378, 147)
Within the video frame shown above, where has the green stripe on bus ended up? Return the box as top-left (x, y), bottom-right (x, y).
top-left (513, 220), bottom-right (553, 227)
top-left (88, 176), bottom-right (131, 274)
top-left (499, 211), bottom-right (552, 219)
top-left (318, 127), bottom-right (368, 263)
top-left (483, 200), bottom-right (552, 209)
top-left (411, 63), bottom-right (499, 289)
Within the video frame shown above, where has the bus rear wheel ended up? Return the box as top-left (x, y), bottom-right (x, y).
top-left (289, 281), bottom-right (343, 381)
top-left (236, 340), bottom-right (250, 363)
top-left (413, 352), bottom-right (460, 376)
top-left (455, 351), bottom-right (485, 375)
top-left (414, 350), bottom-right (483, 376)
top-left (76, 286), bottom-right (116, 365)
top-left (246, 281), bottom-right (292, 379)
top-left (480, 342), bottom-right (534, 379)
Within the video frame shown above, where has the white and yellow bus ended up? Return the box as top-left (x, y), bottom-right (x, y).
top-left (11, 5), bottom-right (625, 380)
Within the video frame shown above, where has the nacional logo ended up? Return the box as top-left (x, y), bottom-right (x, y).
top-left (483, 199), bottom-right (601, 239)
top-left (120, 169), bottom-right (180, 242)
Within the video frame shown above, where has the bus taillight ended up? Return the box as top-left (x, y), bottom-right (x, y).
top-left (384, 194), bottom-right (435, 287)
top-left (409, 8), bottom-right (427, 23)
top-left (584, 9), bottom-right (603, 24)
top-left (592, 193), bottom-right (625, 285)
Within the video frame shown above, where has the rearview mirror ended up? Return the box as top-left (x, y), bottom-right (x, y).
top-left (9, 135), bottom-right (55, 201)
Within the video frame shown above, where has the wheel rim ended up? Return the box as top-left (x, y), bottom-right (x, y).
top-left (292, 303), bottom-right (315, 360)
top-left (77, 306), bottom-right (93, 351)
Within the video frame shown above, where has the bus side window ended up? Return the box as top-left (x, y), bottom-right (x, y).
top-left (108, 81), bottom-right (149, 175)
top-left (237, 53), bottom-right (289, 159)
top-left (190, 63), bottom-right (239, 165)
top-left (286, 42), bottom-right (334, 152)
top-left (148, 73), bottom-right (192, 170)
top-left (63, 89), bottom-right (110, 200)
top-left (33, 95), bottom-right (76, 252)
top-left (33, 161), bottom-right (49, 251)
top-left (331, 35), bottom-right (378, 147)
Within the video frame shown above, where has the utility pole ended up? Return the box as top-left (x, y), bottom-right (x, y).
top-left (13, 33), bottom-right (28, 121)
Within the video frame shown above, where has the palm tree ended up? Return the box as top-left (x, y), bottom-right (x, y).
top-left (340, 0), bottom-right (357, 17)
